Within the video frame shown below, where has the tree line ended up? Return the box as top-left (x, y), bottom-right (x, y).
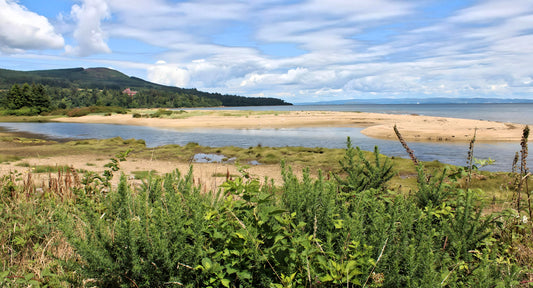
top-left (1, 83), bottom-right (52, 114)
top-left (0, 82), bottom-right (291, 116)
top-left (0, 83), bottom-right (223, 115)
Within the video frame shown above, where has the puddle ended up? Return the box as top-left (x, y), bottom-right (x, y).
top-left (193, 153), bottom-right (236, 163)
top-left (192, 153), bottom-right (261, 165)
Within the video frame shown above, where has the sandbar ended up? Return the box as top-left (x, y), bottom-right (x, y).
top-left (51, 110), bottom-right (529, 142)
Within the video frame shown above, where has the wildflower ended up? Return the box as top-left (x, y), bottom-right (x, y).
top-left (522, 215), bottom-right (528, 224)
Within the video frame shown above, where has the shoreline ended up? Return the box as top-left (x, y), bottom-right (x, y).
top-left (49, 110), bottom-right (528, 142)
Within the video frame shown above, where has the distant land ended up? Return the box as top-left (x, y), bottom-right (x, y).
top-left (0, 67), bottom-right (291, 107)
top-left (298, 97), bottom-right (533, 105)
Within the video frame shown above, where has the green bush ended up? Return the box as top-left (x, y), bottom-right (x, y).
top-left (66, 106), bottom-right (128, 117)
top-left (150, 109), bottom-right (174, 118)
top-left (53, 143), bottom-right (524, 287)
top-left (1, 139), bottom-right (527, 287)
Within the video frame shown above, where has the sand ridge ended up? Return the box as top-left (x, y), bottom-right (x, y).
top-left (51, 110), bottom-right (529, 142)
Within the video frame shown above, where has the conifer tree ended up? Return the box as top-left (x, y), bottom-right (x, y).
top-left (31, 83), bottom-right (51, 111)
top-left (6, 84), bottom-right (22, 109)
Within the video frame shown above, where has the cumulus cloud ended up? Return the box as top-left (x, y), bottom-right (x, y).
top-left (147, 61), bottom-right (190, 87)
top-left (0, 0), bottom-right (64, 53)
top-left (65, 0), bottom-right (111, 56)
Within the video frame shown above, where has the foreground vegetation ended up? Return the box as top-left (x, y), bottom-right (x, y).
top-left (1, 128), bottom-right (532, 286)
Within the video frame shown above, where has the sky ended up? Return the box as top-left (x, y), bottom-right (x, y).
top-left (1, 0), bottom-right (533, 103)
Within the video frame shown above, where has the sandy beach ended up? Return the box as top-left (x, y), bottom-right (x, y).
top-left (52, 110), bottom-right (528, 142)
top-left (1, 109), bottom-right (528, 192)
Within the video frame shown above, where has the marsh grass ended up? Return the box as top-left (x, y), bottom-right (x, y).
top-left (15, 163), bottom-right (85, 174)
top-left (131, 170), bottom-right (158, 179)
top-left (0, 154), bottom-right (21, 163)
top-left (129, 109), bottom-right (291, 120)
top-left (212, 172), bottom-right (239, 178)
top-left (0, 168), bottom-right (81, 287)
top-left (0, 115), bottom-right (58, 123)
top-left (0, 131), bottom-right (521, 200)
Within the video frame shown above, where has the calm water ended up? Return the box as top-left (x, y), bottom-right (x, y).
top-left (187, 103), bottom-right (533, 124)
top-left (0, 104), bottom-right (531, 172)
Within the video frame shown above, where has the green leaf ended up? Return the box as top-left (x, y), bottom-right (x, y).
top-left (237, 270), bottom-right (252, 280)
top-left (320, 274), bottom-right (334, 282)
top-left (235, 232), bottom-right (246, 239)
top-left (221, 278), bottom-right (231, 287)
top-left (202, 258), bottom-right (213, 270)
top-left (24, 273), bottom-right (35, 281)
top-left (226, 267), bottom-right (238, 275)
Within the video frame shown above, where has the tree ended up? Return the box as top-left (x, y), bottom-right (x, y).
top-left (6, 84), bottom-right (23, 109)
top-left (31, 84), bottom-right (51, 112)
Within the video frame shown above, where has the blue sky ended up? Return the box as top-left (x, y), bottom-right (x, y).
top-left (1, 0), bottom-right (532, 103)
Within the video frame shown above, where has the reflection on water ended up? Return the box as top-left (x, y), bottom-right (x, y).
top-left (0, 122), bottom-right (523, 172)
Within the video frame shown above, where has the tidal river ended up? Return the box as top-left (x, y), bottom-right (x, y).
top-left (1, 103), bottom-right (531, 172)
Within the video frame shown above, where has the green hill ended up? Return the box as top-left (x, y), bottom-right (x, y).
top-left (0, 67), bottom-right (292, 107)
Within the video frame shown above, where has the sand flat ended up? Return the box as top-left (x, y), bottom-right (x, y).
top-left (51, 110), bottom-right (528, 142)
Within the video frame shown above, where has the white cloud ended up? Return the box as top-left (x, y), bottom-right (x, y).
top-left (449, 0), bottom-right (533, 23)
top-left (147, 61), bottom-right (190, 87)
top-left (135, 0), bottom-right (533, 102)
top-left (3, 0), bottom-right (533, 103)
top-left (65, 0), bottom-right (111, 56)
top-left (0, 0), bottom-right (64, 53)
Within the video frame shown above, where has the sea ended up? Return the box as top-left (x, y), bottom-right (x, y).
top-left (0, 103), bottom-right (531, 172)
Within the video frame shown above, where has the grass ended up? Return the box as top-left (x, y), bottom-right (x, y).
top-left (0, 154), bottom-right (21, 163)
top-left (128, 109), bottom-right (291, 120)
top-left (212, 172), bottom-right (240, 178)
top-left (131, 170), bottom-right (158, 179)
top-left (0, 115), bottom-right (58, 123)
top-left (0, 128), bottom-right (529, 206)
top-left (15, 162), bottom-right (86, 174)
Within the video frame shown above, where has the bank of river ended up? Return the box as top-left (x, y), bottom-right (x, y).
top-left (0, 121), bottom-right (524, 172)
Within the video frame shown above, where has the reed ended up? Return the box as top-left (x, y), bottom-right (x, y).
top-left (465, 129), bottom-right (477, 187)
top-left (518, 126), bottom-right (531, 218)
top-left (393, 124), bottom-right (419, 166)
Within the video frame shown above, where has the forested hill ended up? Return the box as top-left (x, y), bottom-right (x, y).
top-left (0, 67), bottom-right (291, 107)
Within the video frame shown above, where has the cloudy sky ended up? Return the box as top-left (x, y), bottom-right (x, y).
top-left (1, 0), bottom-right (533, 103)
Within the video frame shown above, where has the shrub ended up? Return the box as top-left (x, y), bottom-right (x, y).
top-left (0, 138), bottom-right (520, 287)
top-left (150, 109), bottom-right (173, 118)
top-left (66, 106), bottom-right (128, 117)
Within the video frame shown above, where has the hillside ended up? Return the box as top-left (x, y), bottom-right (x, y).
top-left (0, 67), bottom-right (291, 107)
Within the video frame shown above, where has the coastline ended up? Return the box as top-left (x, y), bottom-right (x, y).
top-left (50, 110), bottom-right (528, 142)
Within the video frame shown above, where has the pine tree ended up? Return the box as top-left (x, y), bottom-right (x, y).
top-left (20, 83), bottom-right (32, 108)
top-left (31, 84), bottom-right (51, 111)
top-left (6, 84), bottom-right (22, 109)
